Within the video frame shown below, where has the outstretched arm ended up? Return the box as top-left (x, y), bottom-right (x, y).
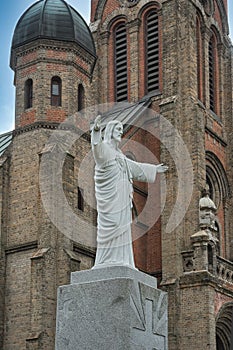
top-left (92, 115), bottom-right (101, 132)
top-left (91, 115), bottom-right (102, 146)
top-left (127, 159), bottom-right (168, 183)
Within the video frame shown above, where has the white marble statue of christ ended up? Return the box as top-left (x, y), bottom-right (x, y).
top-left (91, 115), bottom-right (168, 269)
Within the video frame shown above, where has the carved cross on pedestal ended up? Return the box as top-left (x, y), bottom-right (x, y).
top-left (131, 299), bottom-right (165, 350)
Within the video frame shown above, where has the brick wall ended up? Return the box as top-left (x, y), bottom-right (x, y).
top-left (179, 279), bottom-right (216, 349)
top-left (1, 126), bottom-right (96, 348)
top-left (4, 250), bottom-right (33, 349)
top-left (13, 41), bottom-right (94, 129)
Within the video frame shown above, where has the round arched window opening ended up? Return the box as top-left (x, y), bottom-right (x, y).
top-left (216, 302), bottom-right (233, 350)
top-left (25, 79), bottom-right (33, 109)
top-left (216, 334), bottom-right (225, 350)
top-left (206, 166), bottom-right (221, 209)
top-left (78, 84), bottom-right (85, 112)
top-left (51, 76), bottom-right (62, 107)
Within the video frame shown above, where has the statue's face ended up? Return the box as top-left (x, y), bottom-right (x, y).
top-left (112, 123), bottom-right (123, 142)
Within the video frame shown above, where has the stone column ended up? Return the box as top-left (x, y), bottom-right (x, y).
top-left (191, 230), bottom-right (210, 271)
top-left (127, 19), bottom-right (140, 102)
top-left (55, 266), bottom-right (168, 350)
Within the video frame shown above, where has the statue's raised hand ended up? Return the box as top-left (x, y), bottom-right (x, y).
top-left (93, 115), bottom-right (102, 131)
top-left (157, 163), bottom-right (169, 173)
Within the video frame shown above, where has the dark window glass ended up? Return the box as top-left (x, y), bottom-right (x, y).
top-left (78, 187), bottom-right (84, 211)
top-left (216, 335), bottom-right (225, 350)
top-left (78, 84), bottom-right (85, 111)
top-left (25, 79), bottom-right (33, 109)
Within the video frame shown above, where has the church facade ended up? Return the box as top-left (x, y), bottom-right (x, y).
top-left (0, 0), bottom-right (233, 349)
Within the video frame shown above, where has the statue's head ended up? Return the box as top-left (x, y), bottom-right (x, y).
top-left (104, 121), bottom-right (123, 143)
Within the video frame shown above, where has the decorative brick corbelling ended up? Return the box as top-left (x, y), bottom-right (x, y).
top-left (12, 40), bottom-right (96, 72)
top-left (16, 57), bottom-right (94, 79)
top-left (12, 121), bottom-right (91, 142)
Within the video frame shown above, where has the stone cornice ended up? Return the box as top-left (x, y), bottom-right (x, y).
top-left (205, 125), bottom-right (227, 147)
top-left (11, 39), bottom-right (97, 72)
top-left (73, 242), bottom-right (96, 258)
top-left (13, 122), bottom-right (91, 142)
top-left (5, 241), bottom-right (38, 255)
top-left (16, 57), bottom-right (93, 79)
top-left (179, 270), bottom-right (233, 296)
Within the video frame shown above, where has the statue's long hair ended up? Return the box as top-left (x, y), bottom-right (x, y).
top-left (104, 120), bottom-right (122, 143)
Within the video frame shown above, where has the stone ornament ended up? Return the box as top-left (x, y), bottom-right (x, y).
top-left (118, 0), bottom-right (140, 7)
top-left (201, 0), bottom-right (215, 16)
top-left (199, 187), bottom-right (217, 231)
top-left (91, 115), bottom-right (168, 269)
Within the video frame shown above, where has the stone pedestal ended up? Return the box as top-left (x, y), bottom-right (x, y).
top-left (55, 266), bottom-right (168, 350)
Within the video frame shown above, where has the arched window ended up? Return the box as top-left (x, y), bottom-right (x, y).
top-left (25, 79), bottom-right (33, 109)
top-left (206, 152), bottom-right (230, 257)
top-left (51, 76), bottom-right (62, 106)
top-left (78, 84), bottom-right (85, 111)
top-left (209, 33), bottom-right (218, 113)
top-left (206, 175), bottom-right (214, 200)
top-left (216, 303), bottom-right (233, 350)
top-left (145, 10), bottom-right (160, 94)
top-left (206, 152), bottom-right (230, 209)
top-left (77, 187), bottom-right (84, 211)
top-left (196, 15), bottom-right (203, 101)
top-left (114, 22), bottom-right (128, 102)
top-left (208, 244), bottom-right (214, 272)
top-left (216, 335), bottom-right (225, 350)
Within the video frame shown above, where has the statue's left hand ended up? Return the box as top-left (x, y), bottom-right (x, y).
top-left (157, 163), bottom-right (169, 173)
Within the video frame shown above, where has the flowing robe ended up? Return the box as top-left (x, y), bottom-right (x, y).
top-left (92, 129), bottom-right (158, 268)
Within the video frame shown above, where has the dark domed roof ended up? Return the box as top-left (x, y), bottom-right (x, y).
top-left (11, 0), bottom-right (96, 55)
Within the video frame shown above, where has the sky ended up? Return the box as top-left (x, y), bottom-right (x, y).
top-left (0, 1), bottom-right (232, 134)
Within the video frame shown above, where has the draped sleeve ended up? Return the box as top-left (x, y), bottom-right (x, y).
top-left (126, 158), bottom-right (158, 183)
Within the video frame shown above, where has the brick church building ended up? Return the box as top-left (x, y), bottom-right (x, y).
top-left (0, 0), bottom-right (233, 348)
